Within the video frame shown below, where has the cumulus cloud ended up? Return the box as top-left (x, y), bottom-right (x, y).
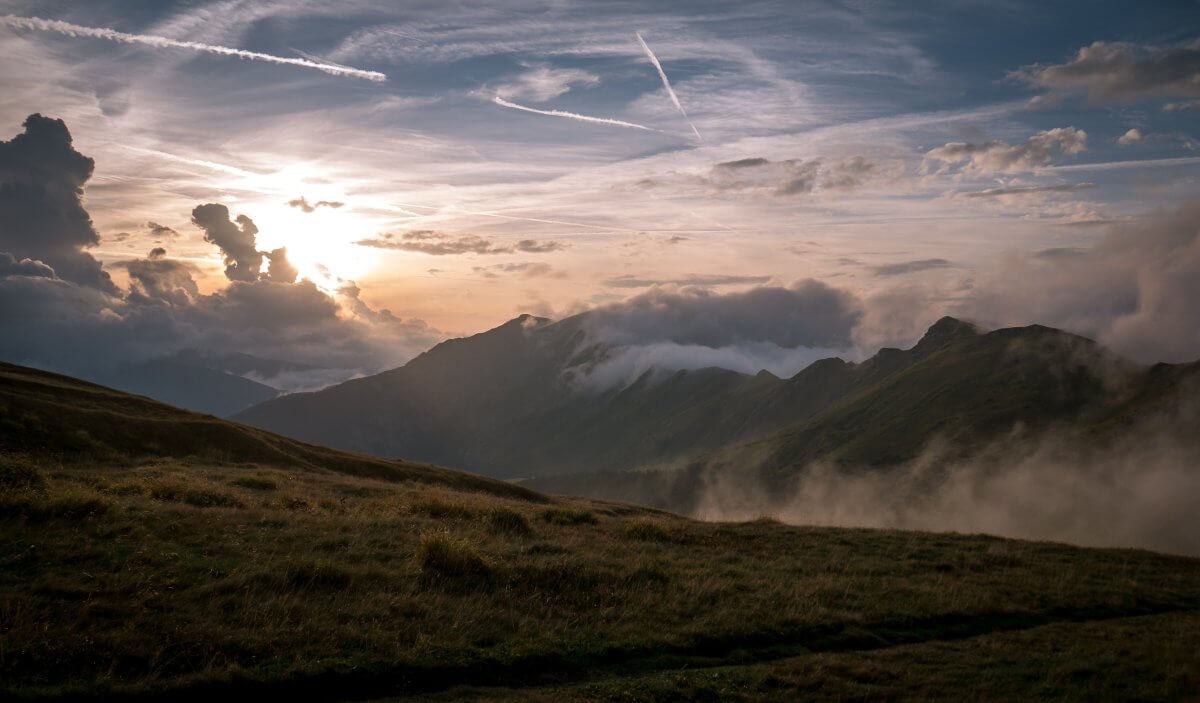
top-left (494, 63), bottom-right (600, 101)
top-left (957, 198), bottom-right (1200, 363)
top-left (1118, 128), bottom-right (1143, 147)
top-left (263, 247), bottom-right (299, 284)
top-left (0, 114), bottom-right (116, 292)
top-left (583, 280), bottom-right (862, 349)
top-left (288, 196), bottom-right (345, 213)
top-left (1015, 40), bottom-right (1200, 105)
top-left (925, 128), bottom-right (1087, 173)
top-left (0, 251), bottom-right (55, 279)
top-left (0, 114), bottom-right (441, 393)
top-left (191, 203), bottom-right (263, 281)
top-left (355, 230), bottom-right (564, 256)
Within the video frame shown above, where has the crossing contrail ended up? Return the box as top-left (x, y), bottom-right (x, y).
top-left (635, 32), bottom-right (701, 143)
top-left (492, 96), bottom-right (661, 132)
top-left (0, 14), bottom-right (387, 81)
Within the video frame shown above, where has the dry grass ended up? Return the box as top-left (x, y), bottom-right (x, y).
top-left (2, 454), bottom-right (1199, 700)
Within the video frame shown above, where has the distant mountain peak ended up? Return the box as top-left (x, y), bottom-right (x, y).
top-left (914, 316), bottom-right (978, 352)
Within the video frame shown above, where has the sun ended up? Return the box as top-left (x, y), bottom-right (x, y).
top-left (248, 199), bottom-right (381, 288)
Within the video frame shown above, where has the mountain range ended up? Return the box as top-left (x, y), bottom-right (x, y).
top-left (233, 313), bottom-right (1200, 507)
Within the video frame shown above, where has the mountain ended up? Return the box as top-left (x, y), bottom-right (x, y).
top-left (4, 361), bottom-right (1200, 700)
top-left (235, 314), bottom-right (1200, 488)
top-left (92, 357), bottom-right (280, 417)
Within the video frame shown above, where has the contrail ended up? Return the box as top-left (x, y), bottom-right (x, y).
top-left (634, 32), bottom-right (701, 143)
top-left (0, 14), bottom-right (386, 82)
top-left (493, 96), bottom-right (661, 132)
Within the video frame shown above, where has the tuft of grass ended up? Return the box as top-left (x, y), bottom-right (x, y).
top-left (0, 459), bottom-right (46, 495)
top-left (486, 507), bottom-right (531, 535)
top-left (413, 497), bottom-right (475, 520)
top-left (230, 476), bottom-right (278, 491)
top-left (282, 560), bottom-right (355, 591)
top-left (151, 484), bottom-right (243, 509)
top-left (622, 519), bottom-right (677, 542)
top-left (540, 508), bottom-right (598, 526)
top-left (416, 531), bottom-right (492, 581)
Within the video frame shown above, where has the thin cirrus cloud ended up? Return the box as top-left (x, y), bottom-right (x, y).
top-left (0, 14), bottom-right (387, 81)
top-left (355, 231), bottom-right (566, 256)
top-left (492, 96), bottom-right (662, 132)
top-left (634, 32), bottom-right (702, 143)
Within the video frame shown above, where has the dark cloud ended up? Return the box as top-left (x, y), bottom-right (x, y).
top-left (355, 231), bottom-right (563, 256)
top-left (872, 259), bottom-right (954, 276)
top-left (191, 203), bottom-right (263, 281)
top-left (263, 247), bottom-right (299, 284)
top-left (0, 251), bottom-right (55, 279)
top-left (1016, 41), bottom-right (1200, 105)
top-left (0, 114), bottom-right (115, 292)
top-left (120, 252), bottom-right (200, 306)
top-left (288, 196), bottom-right (345, 213)
top-left (604, 273), bottom-right (772, 288)
top-left (0, 114), bottom-right (441, 392)
top-left (925, 128), bottom-right (1087, 173)
top-left (515, 239), bottom-right (565, 253)
top-left (714, 157), bottom-right (770, 170)
top-left (147, 221), bottom-right (178, 238)
top-left (584, 280), bottom-right (862, 349)
top-left (962, 183), bottom-right (1095, 198)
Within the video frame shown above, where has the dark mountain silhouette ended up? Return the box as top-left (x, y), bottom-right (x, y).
top-left (234, 314), bottom-right (1200, 494)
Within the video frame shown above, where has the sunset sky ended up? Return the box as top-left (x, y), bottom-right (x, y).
top-left (2, 0), bottom-right (1199, 387)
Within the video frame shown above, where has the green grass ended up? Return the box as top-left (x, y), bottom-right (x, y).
top-left (2, 362), bottom-right (1200, 700)
top-left (3, 455), bottom-right (1200, 700)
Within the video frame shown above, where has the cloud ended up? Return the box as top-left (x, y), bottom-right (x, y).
top-left (515, 239), bottom-right (566, 253)
top-left (191, 203), bottom-right (263, 281)
top-left (925, 128), bottom-right (1087, 173)
top-left (957, 198), bottom-right (1200, 363)
top-left (263, 247), bottom-right (298, 284)
top-left (1118, 128), bottom-right (1143, 147)
top-left (649, 155), bottom-right (877, 198)
top-left (147, 221), bottom-right (178, 238)
top-left (288, 196), bottom-right (345, 213)
top-left (583, 280), bottom-right (862, 349)
top-left (492, 96), bottom-right (662, 132)
top-left (0, 113), bottom-right (116, 293)
top-left (604, 273), bottom-right (772, 288)
top-left (1015, 40), bottom-right (1200, 104)
top-left (961, 183), bottom-right (1095, 198)
top-left (355, 231), bottom-right (563, 256)
top-left (0, 251), bottom-right (55, 279)
top-left (1163, 100), bottom-right (1200, 112)
top-left (494, 63), bottom-right (600, 102)
top-left (473, 262), bottom-right (559, 279)
top-left (634, 32), bottom-right (702, 143)
top-left (0, 14), bottom-right (387, 81)
top-left (0, 114), bottom-right (443, 392)
top-left (872, 259), bottom-right (953, 276)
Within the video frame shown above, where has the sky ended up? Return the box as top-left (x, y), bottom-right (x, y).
top-left (1, 0), bottom-right (1199, 389)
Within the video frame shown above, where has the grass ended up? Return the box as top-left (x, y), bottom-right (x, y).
top-left (3, 454), bottom-right (1200, 700)
top-left (2, 362), bottom-right (1200, 700)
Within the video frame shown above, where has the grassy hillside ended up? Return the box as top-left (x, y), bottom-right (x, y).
top-left (3, 363), bottom-right (1200, 700)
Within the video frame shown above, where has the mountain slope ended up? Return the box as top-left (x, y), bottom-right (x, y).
top-left (92, 357), bottom-right (280, 417)
top-left (236, 314), bottom-right (1193, 486)
top-left (3, 362), bottom-right (1200, 700)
